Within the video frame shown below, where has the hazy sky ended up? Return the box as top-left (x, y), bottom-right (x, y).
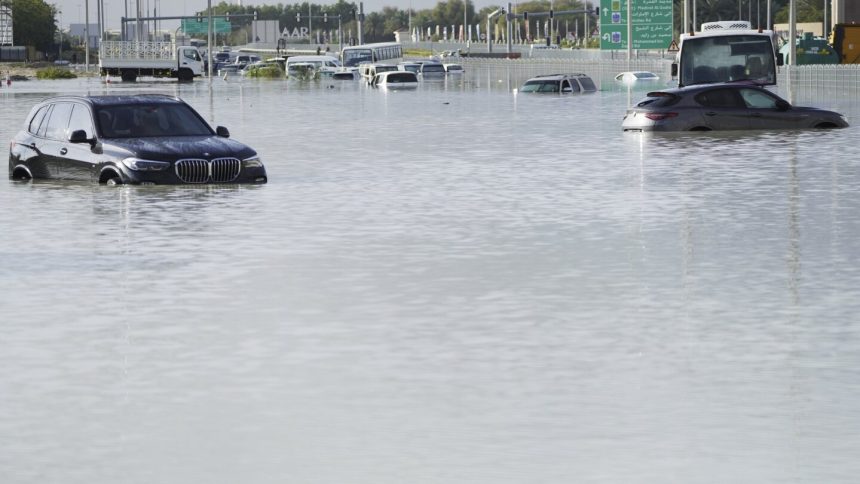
top-left (58, 0), bottom-right (499, 30)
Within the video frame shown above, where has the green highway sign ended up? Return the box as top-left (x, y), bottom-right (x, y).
top-left (599, 0), bottom-right (673, 50)
top-left (181, 18), bottom-right (232, 35)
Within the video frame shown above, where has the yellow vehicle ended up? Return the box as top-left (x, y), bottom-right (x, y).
top-left (829, 24), bottom-right (860, 64)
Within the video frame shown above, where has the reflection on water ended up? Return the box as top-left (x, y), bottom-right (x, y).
top-left (1, 70), bottom-right (860, 484)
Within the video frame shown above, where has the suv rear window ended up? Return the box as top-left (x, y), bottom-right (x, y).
top-left (578, 77), bottom-right (597, 91)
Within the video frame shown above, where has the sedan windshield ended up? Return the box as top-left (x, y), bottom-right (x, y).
top-left (96, 104), bottom-right (213, 138)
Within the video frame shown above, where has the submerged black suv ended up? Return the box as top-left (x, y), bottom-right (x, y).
top-left (8, 94), bottom-right (267, 185)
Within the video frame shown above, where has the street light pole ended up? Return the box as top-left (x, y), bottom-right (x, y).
top-left (207, 0), bottom-right (213, 79)
top-left (84, 0), bottom-right (89, 71)
top-left (464, 0), bottom-right (467, 42)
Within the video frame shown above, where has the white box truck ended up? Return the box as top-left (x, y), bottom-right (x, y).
top-left (99, 40), bottom-right (204, 82)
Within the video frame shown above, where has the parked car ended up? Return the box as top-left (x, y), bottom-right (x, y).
top-left (622, 83), bottom-right (849, 132)
top-left (369, 70), bottom-right (419, 89)
top-left (398, 62), bottom-right (422, 73)
top-left (418, 62), bottom-right (446, 77)
top-left (285, 55), bottom-right (342, 77)
top-left (615, 71), bottom-right (660, 83)
top-left (358, 63), bottom-right (399, 80)
top-left (209, 51), bottom-right (232, 72)
top-left (519, 73), bottom-right (597, 94)
top-left (219, 54), bottom-right (261, 73)
top-left (332, 70), bottom-right (358, 80)
top-left (443, 63), bottom-right (465, 74)
top-left (8, 94), bottom-right (267, 185)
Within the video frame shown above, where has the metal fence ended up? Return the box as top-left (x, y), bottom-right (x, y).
top-left (0, 46), bottom-right (26, 62)
top-left (457, 56), bottom-right (672, 91)
top-left (455, 56), bottom-right (860, 98)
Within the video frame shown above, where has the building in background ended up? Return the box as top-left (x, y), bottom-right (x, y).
top-left (251, 20), bottom-right (279, 48)
top-left (68, 23), bottom-right (101, 48)
top-left (1, 5), bottom-right (12, 46)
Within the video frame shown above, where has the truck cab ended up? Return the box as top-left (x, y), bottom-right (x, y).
top-left (672, 21), bottom-right (783, 87)
top-left (177, 46), bottom-right (204, 78)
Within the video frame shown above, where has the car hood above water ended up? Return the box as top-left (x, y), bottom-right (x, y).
top-left (104, 136), bottom-right (256, 162)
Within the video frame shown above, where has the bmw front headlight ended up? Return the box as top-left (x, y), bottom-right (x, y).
top-left (122, 157), bottom-right (170, 171)
top-left (243, 155), bottom-right (264, 168)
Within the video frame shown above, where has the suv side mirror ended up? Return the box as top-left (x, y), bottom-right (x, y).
top-left (69, 129), bottom-right (95, 147)
top-left (216, 126), bottom-right (230, 138)
top-left (776, 53), bottom-right (784, 66)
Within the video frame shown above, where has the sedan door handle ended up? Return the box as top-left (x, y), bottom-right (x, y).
top-left (60, 148), bottom-right (68, 155)
top-left (705, 111), bottom-right (717, 116)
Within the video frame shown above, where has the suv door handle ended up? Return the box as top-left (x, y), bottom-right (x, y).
top-left (60, 148), bottom-right (68, 155)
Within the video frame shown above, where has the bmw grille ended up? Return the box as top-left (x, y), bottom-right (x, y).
top-left (175, 158), bottom-right (241, 183)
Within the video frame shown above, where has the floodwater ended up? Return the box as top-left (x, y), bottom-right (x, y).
top-left (1, 69), bottom-right (859, 484)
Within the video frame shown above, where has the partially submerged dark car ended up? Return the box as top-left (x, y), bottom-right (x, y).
top-left (8, 94), bottom-right (267, 185)
top-left (622, 83), bottom-right (849, 132)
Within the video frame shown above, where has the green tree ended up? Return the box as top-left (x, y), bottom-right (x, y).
top-left (9, 0), bottom-right (56, 51)
top-left (775, 1), bottom-right (822, 23)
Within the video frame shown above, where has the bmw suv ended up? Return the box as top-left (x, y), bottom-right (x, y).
top-left (8, 94), bottom-right (267, 185)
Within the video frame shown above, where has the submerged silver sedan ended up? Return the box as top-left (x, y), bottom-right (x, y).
top-left (622, 83), bottom-right (848, 132)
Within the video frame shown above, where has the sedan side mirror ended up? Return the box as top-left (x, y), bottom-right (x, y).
top-left (216, 126), bottom-right (230, 138)
top-left (776, 100), bottom-right (791, 111)
top-left (69, 129), bottom-right (95, 147)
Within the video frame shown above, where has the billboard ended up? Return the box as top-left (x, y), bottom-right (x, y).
top-left (1, 6), bottom-right (12, 46)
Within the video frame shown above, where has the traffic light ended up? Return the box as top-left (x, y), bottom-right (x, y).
top-left (522, 11), bottom-right (528, 21)
top-left (549, 9), bottom-right (553, 19)
top-left (253, 10), bottom-right (257, 20)
top-left (323, 13), bottom-right (328, 23)
top-left (296, 13), bottom-right (301, 22)
top-left (595, 6), bottom-right (600, 16)
top-left (225, 12), bottom-right (230, 22)
top-left (196, 12), bottom-right (203, 22)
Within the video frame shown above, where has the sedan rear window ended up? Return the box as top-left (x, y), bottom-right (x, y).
top-left (636, 92), bottom-right (680, 108)
top-left (96, 103), bottom-right (213, 138)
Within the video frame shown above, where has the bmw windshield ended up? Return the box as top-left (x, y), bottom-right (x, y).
top-left (96, 104), bottom-right (213, 138)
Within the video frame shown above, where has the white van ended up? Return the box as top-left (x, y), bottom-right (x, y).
top-left (285, 55), bottom-right (342, 77)
top-left (358, 63), bottom-right (399, 80)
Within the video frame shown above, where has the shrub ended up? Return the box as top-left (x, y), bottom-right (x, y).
top-left (245, 65), bottom-right (284, 78)
top-left (36, 67), bottom-right (78, 79)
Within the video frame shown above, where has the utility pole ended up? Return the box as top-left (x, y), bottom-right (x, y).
top-left (357, 2), bottom-right (364, 45)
